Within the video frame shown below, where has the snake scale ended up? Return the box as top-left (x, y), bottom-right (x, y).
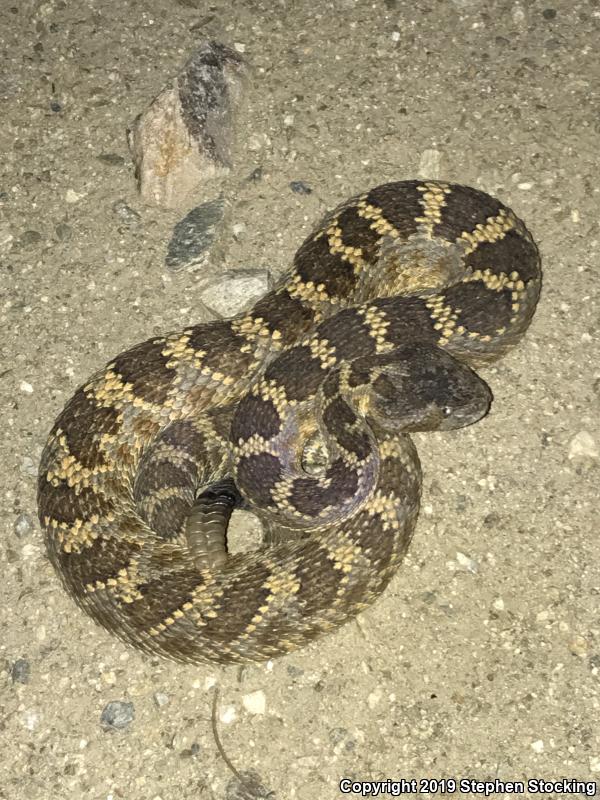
top-left (38, 180), bottom-right (541, 664)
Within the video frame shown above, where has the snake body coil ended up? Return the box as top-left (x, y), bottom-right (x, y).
top-left (38, 181), bottom-right (541, 664)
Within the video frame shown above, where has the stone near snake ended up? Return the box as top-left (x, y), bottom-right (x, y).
top-left (37, 180), bottom-right (541, 664)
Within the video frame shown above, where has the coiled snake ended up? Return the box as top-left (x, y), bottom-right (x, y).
top-left (38, 181), bottom-right (541, 664)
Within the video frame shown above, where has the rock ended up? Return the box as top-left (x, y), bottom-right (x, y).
top-left (20, 456), bottom-right (38, 478)
top-left (418, 148), bottom-right (445, 179)
top-left (232, 222), bottom-right (246, 239)
top-left (14, 513), bottom-right (33, 538)
top-left (329, 726), bottom-right (356, 754)
top-left (568, 431), bottom-right (599, 460)
top-left (21, 710), bottom-right (41, 731)
top-left (367, 688), bottom-right (382, 709)
top-left (128, 41), bottom-right (246, 209)
top-left (219, 704), bottom-right (236, 724)
top-left (569, 635), bottom-right (589, 659)
top-left (97, 153), bottom-right (126, 166)
top-left (247, 166), bottom-right (263, 182)
top-left (180, 742), bottom-right (201, 758)
top-left (289, 180), bottom-right (312, 195)
top-left (65, 189), bottom-right (84, 204)
top-left (18, 230), bottom-right (42, 248)
top-left (100, 700), bottom-right (135, 730)
top-left (112, 199), bottom-right (142, 226)
top-left (328, 727), bottom-right (349, 745)
top-left (200, 270), bottom-right (269, 316)
top-left (55, 222), bottom-right (73, 241)
top-left (11, 658), bottom-right (31, 684)
top-left (242, 689), bottom-right (266, 715)
top-left (153, 692), bottom-right (169, 707)
top-left (455, 550), bottom-right (479, 574)
top-left (165, 198), bottom-right (226, 271)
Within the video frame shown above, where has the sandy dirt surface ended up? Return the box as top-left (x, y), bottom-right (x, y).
top-left (1, 1), bottom-right (599, 798)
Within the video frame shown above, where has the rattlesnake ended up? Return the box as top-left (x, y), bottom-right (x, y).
top-left (38, 180), bottom-right (541, 664)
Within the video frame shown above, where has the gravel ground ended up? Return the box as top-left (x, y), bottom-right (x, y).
top-left (1, 1), bottom-right (599, 799)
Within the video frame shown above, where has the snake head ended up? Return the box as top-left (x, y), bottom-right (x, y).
top-left (365, 343), bottom-right (492, 433)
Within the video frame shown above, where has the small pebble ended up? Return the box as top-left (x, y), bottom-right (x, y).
top-left (483, 512), bottom-right (502, 527)
top-left (201, 270), bottom-right (269, 317)
top-left (530, 739), bottom-right (544, 754)
top-left (20, 456), bottom-right (38, 477)
top-left (19, 230), bottom-right (42, 247)
top-left (180, 742), bottom-right (201, 757)
top-left (456, 551), bottom-right (479, 573)
top-left (154, 692), bottom-right (169, 707)
top-left (101, 670), bottom-right (117, 686)
top-left (512, 4), bottom-right (526, 25)
top-left (290, 180), bottom-right (312, 195)
top-left (21, 710), bottom-right (40, 731)
top-left (247, 167), bottom-right (263, 182)
top-left (569, 635), bottom-right (589, 659)
top-left (590, 756), bottom-right (600, 772)
top-left (112, 200), bottom-right (142, 225)
top-left (418, 148), bottom-right (444, 179)
top-left (14, 513), bottom-right (33, 538)
top-left (219, 705), bottom-right (237, 724)
top-left (55, 222), bottom-right (72, 241)
top-left (329, 726), bottom-right (356, 754)
top-left (65, 189), bottom-right (84, 204)
top-left (11, 658), bottom-right (31, 684)
top-left (568, 431), bottom-right (599, 460)
top-left (100, 700), bottom-right (135, 730)
top-left (367, 688), bottom-right (382, 709)
top-left (20, 381), bottom-right (33, 393)
top-left (247, 133), bottom-right (268, 152)
top-left (97, 153), bottom-right (126, 166)
top-left (242, 690), bottom-right (266, 715)
top-left (329, 726), bottom-right (349, 745)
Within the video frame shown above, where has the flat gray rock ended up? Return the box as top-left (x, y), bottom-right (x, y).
top-left (164, 197), bottom-right (226, 271)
